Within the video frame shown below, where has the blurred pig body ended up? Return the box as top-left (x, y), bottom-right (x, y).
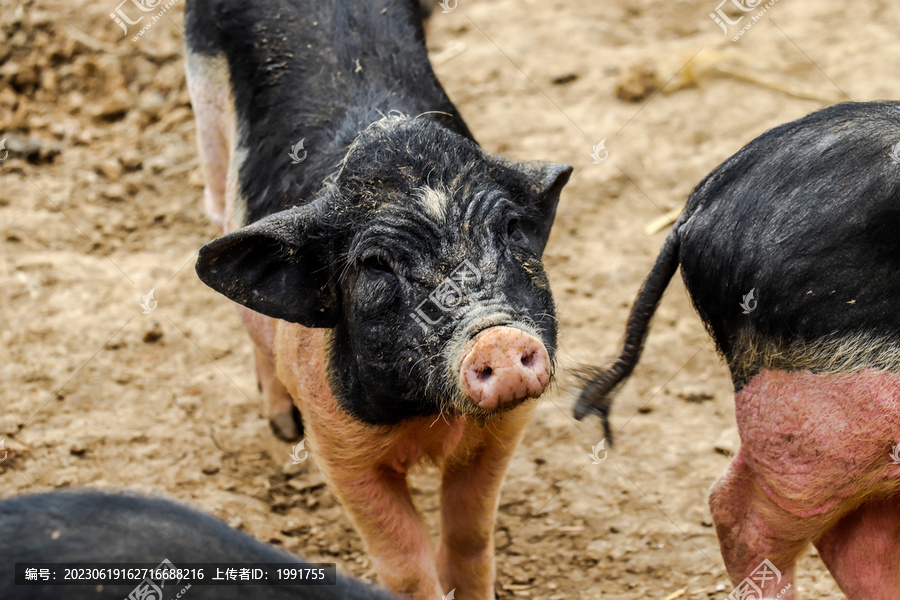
top-left (0, 490), bottom-right (397, 600)
top-left (575, 102), bottom-right (900, 599)
top-left (184, 1), bottom-right (571, 598)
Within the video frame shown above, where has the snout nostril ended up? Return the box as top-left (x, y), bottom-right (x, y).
top-left (460, 327), bottom-right (552, 410)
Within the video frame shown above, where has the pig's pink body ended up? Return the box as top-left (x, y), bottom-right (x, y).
top-left (710, 368), bottom-right (900, 599)
top-left (187, 51), bottom-right (541, 600)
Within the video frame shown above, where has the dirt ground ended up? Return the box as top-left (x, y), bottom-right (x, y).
top-left (3, 0), bottom-right (899, 598)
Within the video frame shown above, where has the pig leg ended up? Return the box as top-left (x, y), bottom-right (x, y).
top-left (254, 346), bottom-right (302, 441)
top-left (709, 451), bottom-right (809, 599)
top-left (237, 306), bottom-right (303, 441)
top-left (314, 457), bottom-right (441, 599)
top-left (437, 404), bottom-right (534, 600)
top-left (814, 497), bottom-right (900, 600)
top-left (185, 52), bottom-right (233, 229)
top-left (189, 54), bottom-right (301, 439)
top-left (288, 387), bottom-right (441, 595)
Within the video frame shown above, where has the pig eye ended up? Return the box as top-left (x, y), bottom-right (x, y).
top-left (361, 254), bottom-right (397, 280)
top-left (506, 219), bottom-right (527, 246)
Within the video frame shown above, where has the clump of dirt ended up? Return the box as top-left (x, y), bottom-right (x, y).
top-left (615, 61), bottom-right (659, 102)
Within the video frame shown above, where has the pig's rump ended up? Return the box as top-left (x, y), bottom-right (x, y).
top-left (735, 368), bottom-right (900, 520)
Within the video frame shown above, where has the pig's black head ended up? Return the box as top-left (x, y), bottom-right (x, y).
top-left (197, 115), bottom-right (572, 425)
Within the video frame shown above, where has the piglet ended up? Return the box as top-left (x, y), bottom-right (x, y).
top-left (185, 1), bottom-right (572, 598)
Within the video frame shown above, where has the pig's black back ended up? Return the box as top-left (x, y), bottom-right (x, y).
top-left (184, 0), bottom-right (472, 224)
top-left (679, 101), bottom-right (900, 370)
top-left (0, 490), bottom-right (395, 600)
top-left (574, 101), bottom-right (900, 422)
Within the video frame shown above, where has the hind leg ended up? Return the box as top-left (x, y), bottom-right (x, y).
top-left (235, 305), bottom-right (303, 441)
top-left (187, 53), bottom-right (301, 440)
top-left (254, 346), bottom-right (303, 441)
top-left (709, 451), bottom-right (811, 599)
top-left (186, 51), bottom-right (233, 229)
top-left (814, 497), bottom-right (900, 600)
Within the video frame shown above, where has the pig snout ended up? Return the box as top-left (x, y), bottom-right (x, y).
top-left (459, 327), bottom-right (551, 411)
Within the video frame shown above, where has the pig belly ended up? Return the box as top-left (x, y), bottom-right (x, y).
top-left (736, 368), bottom-right (900, 517)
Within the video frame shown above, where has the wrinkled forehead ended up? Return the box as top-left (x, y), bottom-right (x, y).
top-left (336, 114), bottom-right (485, 195)
top-left (334, 116), bottom-right (519, 257)
top-left (347, 181), bottom-right (510, 267)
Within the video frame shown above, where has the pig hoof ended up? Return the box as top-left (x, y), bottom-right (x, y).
top-left (269, 405), bottom-right (304, 442)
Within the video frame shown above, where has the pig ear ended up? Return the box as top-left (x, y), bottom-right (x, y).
top-left (195, 201), bottom-right (339, 328)
top-left (498, 160), bottom-right (573, 255)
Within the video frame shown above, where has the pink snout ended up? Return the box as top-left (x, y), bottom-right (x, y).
top-left (459, 327), bottom-right (551, 411)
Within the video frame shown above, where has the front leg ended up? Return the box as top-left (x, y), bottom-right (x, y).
top-left (437, 404), bottom-right (535, 600)
top-left (323, 461), bottom-right (442, 600)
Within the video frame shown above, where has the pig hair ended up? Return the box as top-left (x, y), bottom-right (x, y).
top-left (729, 330), bottom-right (900, 387)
